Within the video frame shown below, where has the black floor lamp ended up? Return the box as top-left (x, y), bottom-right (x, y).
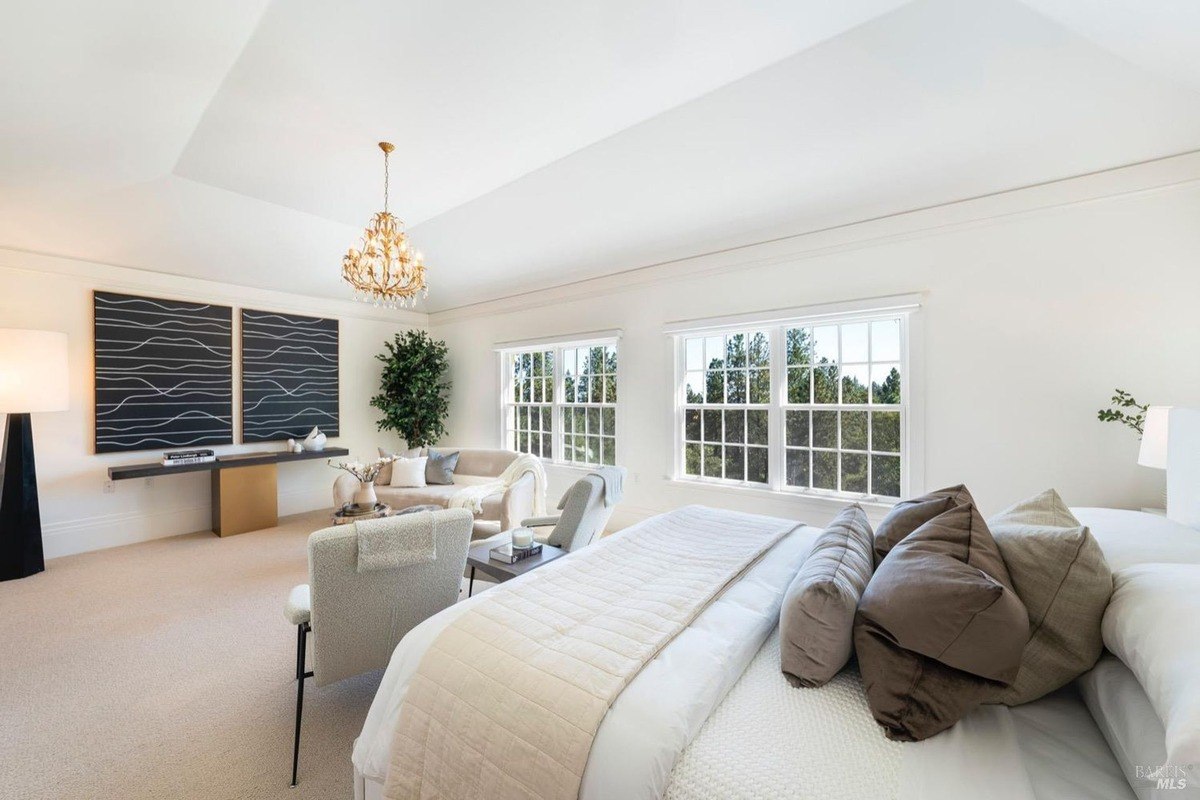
top-left (1, 329), bottom-right (69, 582)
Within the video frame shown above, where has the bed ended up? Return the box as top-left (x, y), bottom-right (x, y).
top-left (351, 414), bottom-right (1200, 800)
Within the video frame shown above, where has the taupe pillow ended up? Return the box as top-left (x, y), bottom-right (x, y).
top-left (425, 449), bottom-right (460, 485)
top-left (376, 446), bottom-right (420, 485)
top-left (780, 504), bottom-right (874, 687)
top-left (872, 484), bottom-right (974, 565)
top-left (987, 489), bottom-right (1113, 706)
top-left (855, 502), bottom-right (1029, 740)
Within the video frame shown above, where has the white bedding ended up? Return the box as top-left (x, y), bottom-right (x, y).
top-left (665, 628), bottom-right (1134, 800)
top-left (354, 509), bottom-right (819, 797)
top-left (355, 505), bottom-right (1185, 800)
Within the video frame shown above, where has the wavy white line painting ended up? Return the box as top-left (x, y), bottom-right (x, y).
top-left (241, 309), bottom-right (339, 442)
top-left (93, 291), bottom-right (234, 453)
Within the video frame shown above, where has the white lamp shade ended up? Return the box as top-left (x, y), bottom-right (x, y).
top-left (0, 329), bottom-right (69, 413)
top-left (1138, 405), bottom-right (1171, 469)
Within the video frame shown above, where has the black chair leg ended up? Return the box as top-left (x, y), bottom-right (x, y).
top-left (291, 622), bottom-right (309, 787)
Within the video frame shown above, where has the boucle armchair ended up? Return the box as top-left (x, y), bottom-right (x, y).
top-left (523, 467), bottom-right (626, 552)
top-left (283, 508), bottom-right (473, 785)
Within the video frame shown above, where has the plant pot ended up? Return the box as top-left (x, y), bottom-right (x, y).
top-left (353, 481), bottom-right (378, 509)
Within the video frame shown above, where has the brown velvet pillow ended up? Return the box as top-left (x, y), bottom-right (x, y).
top-left (779, 504), bottom-right (874, 687)
top-left (855, 502), bottom-right (1029, 741)
top-left (872, 484), bottom-right (974, 565)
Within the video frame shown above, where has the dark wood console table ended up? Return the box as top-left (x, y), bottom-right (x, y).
top-left (108, 447), bottom-right (350, 536)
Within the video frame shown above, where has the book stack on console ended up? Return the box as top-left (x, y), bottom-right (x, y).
top-left (161, 449), bottom-right (216, 467)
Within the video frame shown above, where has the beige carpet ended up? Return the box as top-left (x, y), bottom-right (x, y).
top-left (0, 510), bottom-right (494, 800)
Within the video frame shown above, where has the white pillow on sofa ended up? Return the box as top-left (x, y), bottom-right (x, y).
top-left (389, 456), bottom-right (428, 488)
top-left (1102, 563), bottom-right (1200, 771)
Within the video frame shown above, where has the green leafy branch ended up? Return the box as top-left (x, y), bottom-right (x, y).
top-left (1097, 389), bottom-right (1147, 436)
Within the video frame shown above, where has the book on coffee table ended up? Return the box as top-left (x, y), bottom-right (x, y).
top-left (489, 543), bottom-right (542, 565)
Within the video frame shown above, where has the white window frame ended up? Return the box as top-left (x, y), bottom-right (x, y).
top-left (668, 295), bottom-right (923, 503)
top-left (496, 330), bottom-right (622, 468)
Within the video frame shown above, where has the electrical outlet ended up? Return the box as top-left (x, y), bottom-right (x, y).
top-left (144, 477), bottom-right (153, 489)
top-left (102, 479), bottom-right (115, 494)
top-left (632, 472), bottom-right (641, 484)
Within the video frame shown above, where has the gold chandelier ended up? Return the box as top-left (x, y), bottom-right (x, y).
top-left (341, 141), bottom-right (428, 308)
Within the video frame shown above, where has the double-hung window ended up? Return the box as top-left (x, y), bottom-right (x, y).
top-left (672, 296), bottom-right (918, 501)
top-left (500, 334), bottom-right (619, 467)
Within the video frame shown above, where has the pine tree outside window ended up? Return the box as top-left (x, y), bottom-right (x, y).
top-left (673, 300), bottom-right (915, 502)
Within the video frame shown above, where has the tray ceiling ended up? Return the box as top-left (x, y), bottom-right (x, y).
top-left (2, 0), bottom-right (1199, 311)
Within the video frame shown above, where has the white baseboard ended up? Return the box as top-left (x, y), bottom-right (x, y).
top-left (41, 488), bottom-right (332, 560)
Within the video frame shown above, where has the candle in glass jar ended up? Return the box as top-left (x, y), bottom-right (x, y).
top-left (511, 527), bottom-right (534, 549)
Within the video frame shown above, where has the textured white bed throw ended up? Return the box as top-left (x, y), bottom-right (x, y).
top-left (383, 506), bottom-right (799, 800)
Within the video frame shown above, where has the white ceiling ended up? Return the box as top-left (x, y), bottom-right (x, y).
top-left (2, 0), bottom-right (1199, 312)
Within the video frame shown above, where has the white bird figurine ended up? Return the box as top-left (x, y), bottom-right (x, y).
top-left (301, 426), bottom-right (327, 452)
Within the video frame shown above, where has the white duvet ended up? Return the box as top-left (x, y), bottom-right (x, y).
top-left (355, 509), bottom-right (817, 797)
top-left (355, 506), bottom-right (1146, 800)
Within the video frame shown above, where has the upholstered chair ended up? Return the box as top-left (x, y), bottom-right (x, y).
top-left (522, 467), bottom-right (626, 552)
top-left (282, 508), bottom-right (473, 785)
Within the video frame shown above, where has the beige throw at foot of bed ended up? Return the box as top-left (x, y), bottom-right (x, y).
top-left (384, 505), bottom-right (800, 800)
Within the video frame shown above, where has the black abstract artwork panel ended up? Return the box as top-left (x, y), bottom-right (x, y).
top-left (241, 309), bottom-right (339, 442)
top-left (94, 291), bottom-right (234, 453)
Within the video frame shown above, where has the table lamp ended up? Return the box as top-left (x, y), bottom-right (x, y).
top-left (0, 329), bottom-right (69, 581)
top-left (1138, 405), bottom-right (1171, 508)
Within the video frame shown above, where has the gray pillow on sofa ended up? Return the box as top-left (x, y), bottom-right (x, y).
top-left (986, 488), bottom-right (1113, 706)
top-left (425, 449), bottom-right (460, 485)
top-left (779, 504), bottom-right (874, 687)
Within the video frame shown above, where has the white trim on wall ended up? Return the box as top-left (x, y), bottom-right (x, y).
top-left (0, 248), bottom-right (429, 327)
top-left (663, 293), bottom-right (922, 335)
top-left (494, 329), bottom-right (622, 352)
top-left (429, 149), bottom-right (1200, 324)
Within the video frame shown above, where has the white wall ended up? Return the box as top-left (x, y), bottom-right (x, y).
top-left (430, 154), bottom-right (1200, 530)
top-left (0, 250), bottom-right (427, 558)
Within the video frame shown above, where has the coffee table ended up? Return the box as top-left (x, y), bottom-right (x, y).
top-left (331, 503), bottom-right (393, 525)
top-left (466, 536), bottom-right (566, 596)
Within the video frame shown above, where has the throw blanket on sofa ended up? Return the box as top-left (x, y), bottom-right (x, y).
top-left (382, 505), bottom-right (800, 800)
top-left (448, 452), bottom-right (548, 517)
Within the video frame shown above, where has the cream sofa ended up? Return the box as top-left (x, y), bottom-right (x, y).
top-left (333, 447), bottom-right (536, 540)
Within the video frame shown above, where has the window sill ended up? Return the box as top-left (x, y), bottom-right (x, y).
top-left (665, 477), bottom-right (896, 515)
top-left (540, 459), bottom-right (611, 474)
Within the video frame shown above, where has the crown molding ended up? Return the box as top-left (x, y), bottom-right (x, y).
top-left (0, 247), bottom-right (429, 327)
top-left (429, 149), bottom-right (1200, 325)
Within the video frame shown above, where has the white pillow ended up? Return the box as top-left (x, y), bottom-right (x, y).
top-left (1077, 654), bottom-right (1187, 794)
top-left (1102, 564), bottom-right (1200, 771)
top-left (1070, 508), bottom-right (1200, 571)
top-left (388, 456), bottom-right (428, 488)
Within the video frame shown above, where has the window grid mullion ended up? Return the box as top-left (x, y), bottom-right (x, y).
top-left (678, 313), bottom-right (907, 501)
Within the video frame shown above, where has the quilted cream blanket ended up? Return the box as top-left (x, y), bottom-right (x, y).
top-left (383, 505), bottom-right (800, 800)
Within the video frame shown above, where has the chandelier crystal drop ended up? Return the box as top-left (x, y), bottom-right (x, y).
top-left (341, 141), bottom-right (428, 309)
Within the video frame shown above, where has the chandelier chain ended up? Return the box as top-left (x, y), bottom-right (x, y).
top-left (383, 148), bottom-right (389, 213)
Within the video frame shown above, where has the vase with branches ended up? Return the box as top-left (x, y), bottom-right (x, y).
top-left (328, 457), bottom-right (390, 509)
